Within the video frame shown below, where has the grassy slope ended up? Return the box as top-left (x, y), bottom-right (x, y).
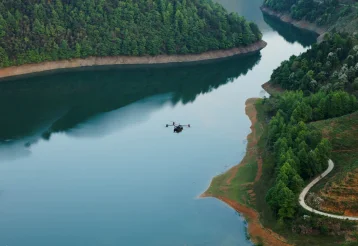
top-left (310, 111), bottom-right (358, 216)
top-left (329, 2), bottom-right (358, 34)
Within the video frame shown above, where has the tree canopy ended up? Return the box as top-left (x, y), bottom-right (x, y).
top-left (270, 33), bottom-right (358, 96)
top-left (263, 0), bottom-right (357, 26)
top-left (0, 0), bottom-right (262, 67)
top-left (262, 89), bottom-right (357, 220)
top-left (262, 33), bottom-right (358, 221)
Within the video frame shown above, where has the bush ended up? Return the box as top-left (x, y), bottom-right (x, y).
top-left (353, 78), bottom-right (358, 90)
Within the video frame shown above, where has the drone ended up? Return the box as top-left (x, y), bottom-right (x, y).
top-left (166, 122), bottom-right (191, 133)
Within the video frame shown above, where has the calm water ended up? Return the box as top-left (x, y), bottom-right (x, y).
top-left (0, 1), bottom-right (316, 245)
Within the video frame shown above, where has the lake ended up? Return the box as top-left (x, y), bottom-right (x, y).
top-left (0, 1), bottom-right (316, 245)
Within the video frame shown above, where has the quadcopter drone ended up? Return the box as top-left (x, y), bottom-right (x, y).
top-left (166, 122), bottom-right (191, 133)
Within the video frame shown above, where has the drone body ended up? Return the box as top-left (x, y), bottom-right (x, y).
top-left (166, 122), bottom-right (190, 133)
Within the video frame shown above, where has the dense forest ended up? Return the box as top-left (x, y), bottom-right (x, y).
top-left (261, 33), bottom-right (358, 223)
top-left (263, 0), bottom-right (358, 26)
top-left (270, 33), bottom-right (358, 95)
top-left (263, 90), bottom-right (357, 221)
top-left (0, 0), bottom-right (262, 67)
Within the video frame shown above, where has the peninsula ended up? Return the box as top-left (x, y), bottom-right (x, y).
top-left (0, 41), bottom-right (266, 79)
top-left (0, 0), bottom-right (265, 78)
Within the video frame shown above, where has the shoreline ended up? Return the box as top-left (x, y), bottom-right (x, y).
top-left (0, 41), bottom-right (266, 80)
top-left (262, 81), bottom-right (284, 96)
top-left (200, 98), bottom-right (291, 246)
top-left (260, 7), bottom-right (327, 41)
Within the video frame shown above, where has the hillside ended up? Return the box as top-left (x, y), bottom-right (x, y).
top-left (255, 33), bottom-right (358, 244)
top-left (262, 0), bottom-right (358, 34)
top-left (269, 33), bottom-right (358, 96)
top-left (310, 111), bottom-right (358, 217)
top-left (0, 0), bottom-right (262, 68)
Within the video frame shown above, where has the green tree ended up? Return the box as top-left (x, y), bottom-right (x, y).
top-left (0, 47), bottom-right (9, 67)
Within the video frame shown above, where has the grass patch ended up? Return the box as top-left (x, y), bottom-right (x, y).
top-left (309, 111), bottom-right (358, 217)
top-left (203, 98), bottom-right (263, 208)
top-left (204, 157), bottom-right (258, 207)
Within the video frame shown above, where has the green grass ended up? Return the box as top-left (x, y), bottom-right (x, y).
top-left (252, 101), bottom-right (281, 230)
top-left (310, 111), bottom-right (358, 190)
top-left (204, 157), bottom-right (258, 207)
top-left (203, 98), bottom-right (263, 208)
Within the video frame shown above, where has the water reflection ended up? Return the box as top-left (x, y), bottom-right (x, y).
top-left (215, 0), bottom-right (268, 30)
top-left (0, 54), bottom-right (261, 148)
top-left (262, 13), bottom-right (318, 47)
top-left (215, 0), bottom-right (317, 47)
top-left (0, 1), bottom-right (319, 245)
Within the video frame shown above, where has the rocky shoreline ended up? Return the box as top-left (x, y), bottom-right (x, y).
top-left (0, 41), bottom-right (267, 80)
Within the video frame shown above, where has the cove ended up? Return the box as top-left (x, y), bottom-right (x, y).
top-left (0, 0), bottom-right (316, 245)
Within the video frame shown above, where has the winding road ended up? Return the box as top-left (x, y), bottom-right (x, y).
top-left (299, 159), bottom-right (358, 221)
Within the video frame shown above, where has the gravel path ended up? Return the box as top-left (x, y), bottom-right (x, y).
top-left (299, 159), bottom-right (358, 221)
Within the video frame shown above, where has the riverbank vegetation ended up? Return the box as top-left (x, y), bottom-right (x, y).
top-left (254, 103), bottom-right (358, 245)
top-left (263, 90), bottom-right (357, 220)
top-left (0, 0), bottom-right (262, 68)
top-left (270, 33), bottom-right (358, 94)
top-left (253, 91), bottom-right (358, 245)
top-left (202, 98), bottom-right (263, 209)
top-left (263, 0), bottom-right (358, 28)
top-left (202, 98), bottom-right (292, 246)
top-left (256, 32), bottom-right (358, 245)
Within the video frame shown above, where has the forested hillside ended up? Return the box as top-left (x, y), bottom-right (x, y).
top-left (0, 0), bottom-right (262, 67)
top-left (263, 0), bottom-right (358, 27)
top-left (259, 33), bottom-right (358, 237)
top-left (270, 33), bottom-right (358, 95)
top-left (263, 90), bottom-right (357, 220)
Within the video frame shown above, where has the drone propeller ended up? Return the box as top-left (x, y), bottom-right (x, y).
top-left (166, 121), bottom-right (177, 127)
top-left (165, 122), bottom-right (190, 128)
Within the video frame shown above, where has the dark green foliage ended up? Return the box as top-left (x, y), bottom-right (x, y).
top-left (263, 88), bottom-right (358, 220)
top-left (267, 90), bottom-right (358, 122)
top-left (270, 33), bottom-right (358, 94)
top-left (0, 0), bottom-right (262, 67)
top-left (263, 0), bottom-right (351, 26)
top-left (261, 30), bottom-right (358, 229)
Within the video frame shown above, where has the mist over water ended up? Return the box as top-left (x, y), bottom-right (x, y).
top-left (0, 0), bottom-right (316, 245)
